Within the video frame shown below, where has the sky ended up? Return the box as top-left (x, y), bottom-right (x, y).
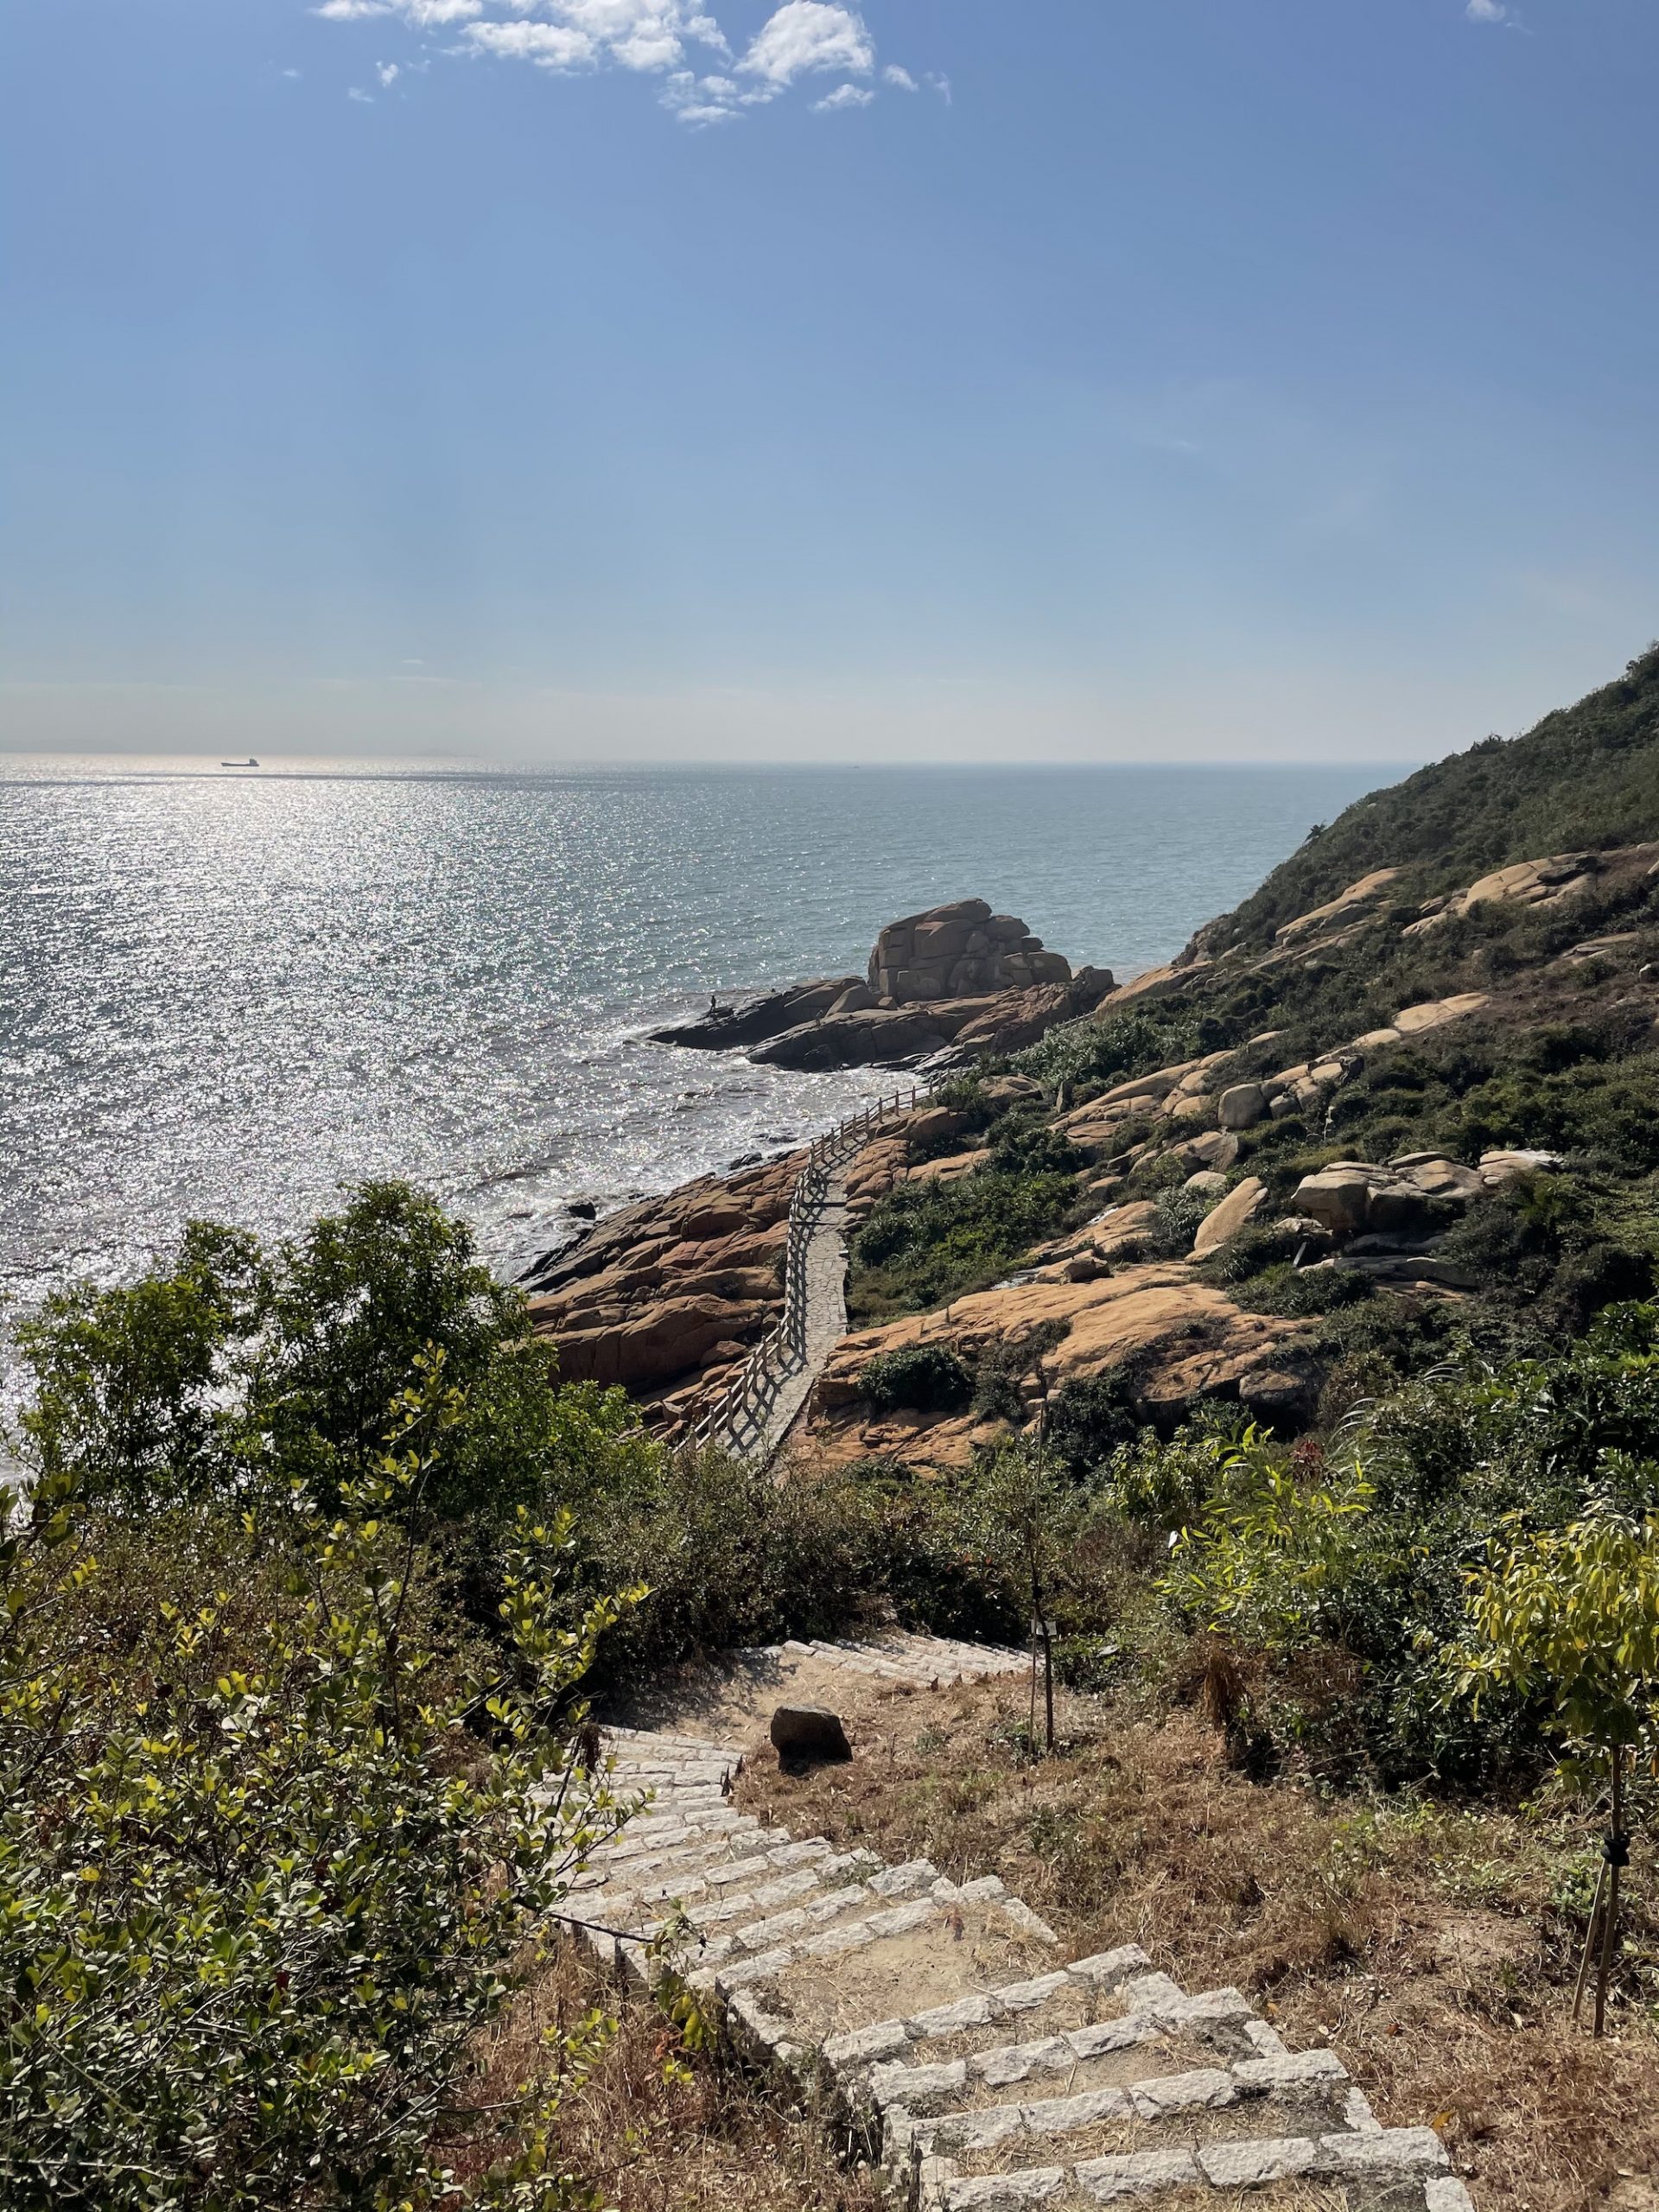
top-left (2, 0), bottom-right (1657, 765)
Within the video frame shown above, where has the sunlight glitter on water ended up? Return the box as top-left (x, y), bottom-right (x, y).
top-left (0, 757), bottom-right (1377, 1311)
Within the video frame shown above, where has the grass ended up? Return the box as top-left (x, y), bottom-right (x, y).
top-left (732, 1671), bottom-right (1659, 2212)
top-left (448, 1945), bottom-right (884, 2212)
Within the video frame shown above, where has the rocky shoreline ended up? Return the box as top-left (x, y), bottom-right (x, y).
top-left (524, 840), bottom-right (1655, 1463)
top-left (651, 897), bottom-right (1115, 1071)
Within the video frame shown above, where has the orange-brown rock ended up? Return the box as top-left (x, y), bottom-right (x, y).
top-left (546, 1293), bottom-right (770, 1389)
top-left (807, 1261), bottom-right (1319, 1472)
top-left (1271, 868), bottom-right (1402, 944)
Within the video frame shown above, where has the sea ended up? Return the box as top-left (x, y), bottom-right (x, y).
top-left (0, 757), bottom-right (1383, 1320)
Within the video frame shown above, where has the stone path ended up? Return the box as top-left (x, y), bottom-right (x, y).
top-left (730, 1160), bottom-right (852, 1465)
top-left (563, 1639), bottom-right (1478, 2212)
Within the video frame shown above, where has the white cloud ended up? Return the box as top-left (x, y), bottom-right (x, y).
top-left (812, 80), bottom-right (873, 111)
top-left (282, 67), bottom-right (302, 78)
top-left (347, 84), bottom-right (374, 99)
top-left (549, 0), bottom-right (728, 71)
top-left (467, 19), bottom-right (596, 67)
top-left (1466, 0), bottom-right (1506, 16)
top-left (319, 0), bottom-right (937, 126)
top-left (740, 3), bottom-right (873, 88)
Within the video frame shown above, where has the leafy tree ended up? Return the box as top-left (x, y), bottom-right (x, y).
top-left (11, 1183), bottom-right (569, 1529)
top-left (0, 1351), bottom-right (640, 2209)
top-left (1164, 1433), bottom-right (1376, 1655)
top-left (957, 1440), bottom-right (1069, 1751)
top-left (1451, 1510), bottom-right (1659, 2035)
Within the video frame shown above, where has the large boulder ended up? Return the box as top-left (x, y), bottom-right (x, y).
top-left (749, 1006), bottom-right (956, 1070)
top-left (868, 899), bottom-right (1073, 1001)
top-left (1217, 1082), bottom-right (1268, 1131)
top-left (770, 1705), bottom-right (852, 1765)
top-left (1293, 1169), bottom-right (1375, 1236)
top-left (536, 1293), bottom-right (766, 1389)
top-left (1192, 1176), bottom-right (1268, 1258)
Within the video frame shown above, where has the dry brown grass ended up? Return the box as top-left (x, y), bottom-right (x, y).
top-left (731, 1674), bottom-right (1659, 2212)
top-left (447, 1944), bottom-right (883, 2212)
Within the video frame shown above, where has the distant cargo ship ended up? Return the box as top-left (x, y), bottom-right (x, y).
top-left (220, 758), bottom-right (259, 767)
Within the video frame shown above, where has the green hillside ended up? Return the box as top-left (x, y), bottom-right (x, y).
top-left (1220, 641), bottom-right (1659, 948)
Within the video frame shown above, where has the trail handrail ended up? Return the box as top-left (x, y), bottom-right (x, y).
top-left (682, 1081), bottom-right (929, 1457)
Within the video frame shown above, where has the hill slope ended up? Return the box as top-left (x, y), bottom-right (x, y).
top-left (1217, 642), bottom-right (1659, 949)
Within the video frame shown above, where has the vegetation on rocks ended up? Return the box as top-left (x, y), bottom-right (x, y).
top-left (846, 1112), bottom-right (1088, 1318)
top-left (1220, 641), bottom-right (1659, 944)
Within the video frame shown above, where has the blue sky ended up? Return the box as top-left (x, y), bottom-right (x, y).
top-left (3, 0), bottom-right (1656, 762)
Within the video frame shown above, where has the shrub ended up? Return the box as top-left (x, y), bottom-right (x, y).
top-left (1011, 1003), bottom-right (1217, 1100)
top-left (1043, 1371), bottom-right (1139, 1475)
top-left (848, 1152), bottom-right (1084, 1319)
top-left (12, 1182), bottom-right (567, 1530)
top-left (0, 1355), bottom-right (634, 2211)
top-left (859, 1341), bottom-right (975, 1414)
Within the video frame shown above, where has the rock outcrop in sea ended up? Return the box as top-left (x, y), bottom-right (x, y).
top-left (652, 897), bottom-right (1114, 1071)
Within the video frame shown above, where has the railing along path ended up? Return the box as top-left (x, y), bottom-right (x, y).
top-left (683, 1084), bottom-right (928, 1459)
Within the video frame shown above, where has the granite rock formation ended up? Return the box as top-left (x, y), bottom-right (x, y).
top-left (652, 899), bottom-right (1112, 1071)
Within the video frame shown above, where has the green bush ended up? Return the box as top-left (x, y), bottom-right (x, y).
top-left (848, 1150), bottom-right (1084, 1319)
top-left (0, 1356), bottom-right (633, 2211)
top-left (1043, 1371), bottom-right (1139, 1475)
top-left (1012, 1003), bottom-right (1215, 1100)
top-left (12, 1182), bottom-right (568, 1530)
top-left (859, 1341), bottom-right (975, 1414)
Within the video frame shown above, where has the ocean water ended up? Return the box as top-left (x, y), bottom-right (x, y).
top-left (0, 757), bottom-right (1382, 1313)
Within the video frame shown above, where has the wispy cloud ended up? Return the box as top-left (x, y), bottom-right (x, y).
top-left (812, 80), bottom-right (873, 111)
top-left (1465, 0), bottom-right (1507, 19)
top-left (466, 19), bottom-right (594, 68)
top-left (377, 59), bottom-right (400, 83)
top-left (316, 0), bottom-right (918, 124)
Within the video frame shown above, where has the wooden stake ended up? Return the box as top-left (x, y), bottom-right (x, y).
top-left (1594, 1745), bottom-right (1625, 2038)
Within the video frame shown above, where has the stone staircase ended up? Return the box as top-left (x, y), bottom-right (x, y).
top-left (733, 1633), bottom-right (1034, 1693)
top-left (563, 1719), bottom-right (1476, 2212)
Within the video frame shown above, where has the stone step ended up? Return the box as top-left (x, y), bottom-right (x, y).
top-left (892, 2051), bottom-right (1360, 2189)
top-left (555, 1726), bottom-right (1476, 2212)
top-left (871, 2020), bottom-right (1334, 2130)
top-left (823, 1949), bottom-right (1156, 2078)
top-left (577, 1826), bottom-right (816, 1903)
top-left (917, 2128), bottom-right (1466, 2209)
top-left (595, 1845), bottom-right (885, 1946)
top-left (600, 1723), bottom-right (747, 1766)
top-left (571, 1816), bottom-right (778, 1892)
top-left (888, 1633), bottom-right (1031, 1678)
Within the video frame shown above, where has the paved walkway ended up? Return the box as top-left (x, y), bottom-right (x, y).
top-left (563, 1657), bottom-right (1477, 2212)
top-left (719, 1161), bottom-right (851, 1466)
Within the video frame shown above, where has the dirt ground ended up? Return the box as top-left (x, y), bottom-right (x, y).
top-left (715, 1670), bottom-right (1659, 2212)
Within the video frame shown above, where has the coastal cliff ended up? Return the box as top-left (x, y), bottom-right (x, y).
top-left (535, 645), bottom-right (1659, 1467)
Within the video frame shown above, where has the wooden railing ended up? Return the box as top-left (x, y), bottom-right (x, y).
top-left (683, 1084), bottom-right (927, 1459)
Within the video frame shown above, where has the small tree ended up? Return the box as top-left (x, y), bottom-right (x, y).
top-left (960, 1439), bottom-right (1067, 1752)
top-left (0, 1350), bottom-right (643, 2207)
top-left (1451, 1510), bottom-right (1659, 2036)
